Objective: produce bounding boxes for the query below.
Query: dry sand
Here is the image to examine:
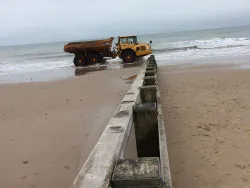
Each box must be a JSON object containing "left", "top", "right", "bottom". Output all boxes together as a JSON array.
[
  {"left": 0, "top": 67, "right": 139, "bottom": 188},
  {"left": 159, "top": 64, "right": 250, "bottom": 188}
]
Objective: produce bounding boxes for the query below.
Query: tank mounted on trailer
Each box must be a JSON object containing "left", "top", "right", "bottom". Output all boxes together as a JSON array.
[{"left": 64, "top": 36, "right": 152, "bottom": 66}]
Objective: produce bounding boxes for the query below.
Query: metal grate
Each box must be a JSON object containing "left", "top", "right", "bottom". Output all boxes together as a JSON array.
[{"left": 141, "top": 46, "right": 146, "bottom": 51}]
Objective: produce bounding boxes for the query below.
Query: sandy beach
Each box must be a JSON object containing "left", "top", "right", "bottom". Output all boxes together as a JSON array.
[
  {"left": 159, "top": 64, "right": 250, "bottom": 188},
  {"left": 0, "top": 67, "right": 139, "bottom": 188},
  {"left": 2, "top": 59, "right": 250, "bottom": 188}
]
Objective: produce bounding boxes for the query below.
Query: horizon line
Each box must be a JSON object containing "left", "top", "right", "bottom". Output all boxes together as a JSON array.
[{"left": 1, "top": 24, "right": 250, "bottom": 47}]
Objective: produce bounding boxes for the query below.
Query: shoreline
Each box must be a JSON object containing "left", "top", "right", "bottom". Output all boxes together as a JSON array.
[
  {"left": 2, "top": 54, "right": 250, "bottom": 84},
  {"left": 0, "top": 59, "right": 144, "bottom": 84}
]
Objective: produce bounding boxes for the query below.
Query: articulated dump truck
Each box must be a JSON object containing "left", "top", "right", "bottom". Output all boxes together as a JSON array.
[{"left": 64, "top": 36, "right": 152, "bottom": 66}]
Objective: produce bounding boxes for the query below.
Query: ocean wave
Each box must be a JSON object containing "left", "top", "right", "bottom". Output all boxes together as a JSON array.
[
  {"left": 153, "top": 44, "right": 250, "bottom": 53},
  {"left": 153, "top": 46, "right": 198, "bottom": 53},
  {"left": 0, "top": 60, "right": 72, "bottom": 75},
  {"left": 12, "top": 51, "right": 65, "bottom": 58},
  {"left": 26, "top": 54, "right": 72, "bottom": 60},
  {"left": 153, "top": 37, "right": 250, "bottom": 53}
]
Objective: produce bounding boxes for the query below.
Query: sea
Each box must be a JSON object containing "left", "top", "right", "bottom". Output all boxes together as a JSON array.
[{"left": 1, "top": 25, "right": 250, "bottom": 83}]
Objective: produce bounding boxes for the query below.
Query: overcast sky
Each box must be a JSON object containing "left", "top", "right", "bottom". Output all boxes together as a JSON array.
[{"left": 1, "top": 0, "right": 250, "bottom": 45}]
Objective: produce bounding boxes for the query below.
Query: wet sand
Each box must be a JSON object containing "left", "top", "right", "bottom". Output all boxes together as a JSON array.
[
  {"left": 159, "top": 64, "right": 250, "bottom": 188},
  {"left": 0, "top": 67, "right": 139, "bottom": 188},
  {"left": 0, "top": 60, "right": 144, "bottom": 84}
]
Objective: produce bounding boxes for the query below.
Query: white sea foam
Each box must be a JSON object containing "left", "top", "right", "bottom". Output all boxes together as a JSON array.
[
  {"left": 0, "top": 59, "right": 72, "bottom": 75},
  {"left": 153, "top": 37, "right": 250, "bottom": 61},
  {"left": 154, "top": 37, "right": 250, "bottom": 50}
]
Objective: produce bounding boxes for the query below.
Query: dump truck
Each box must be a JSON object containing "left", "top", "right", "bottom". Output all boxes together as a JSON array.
[{"left": 64, "top": 36, "right": 152, "bottom": 66}]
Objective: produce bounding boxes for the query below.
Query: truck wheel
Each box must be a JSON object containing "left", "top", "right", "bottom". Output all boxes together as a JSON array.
[
  {"left": 89, "top": 54, "right": 100, "bottom": 64},
  {"left": 74, "top": 55, "right": 88, "bottom": 67},
  {"left": 122, "top": 50, "right": 136, "bottom": 63}
]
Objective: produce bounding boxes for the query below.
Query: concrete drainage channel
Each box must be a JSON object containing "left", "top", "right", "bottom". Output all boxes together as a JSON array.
[{"left": 71, "top": 55, "right": 172, "bottom": 188}]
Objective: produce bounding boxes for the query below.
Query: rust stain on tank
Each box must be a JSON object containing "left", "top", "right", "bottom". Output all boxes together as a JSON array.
[{"left": 64, "top": 37, "right": 114, "bottom": 54}]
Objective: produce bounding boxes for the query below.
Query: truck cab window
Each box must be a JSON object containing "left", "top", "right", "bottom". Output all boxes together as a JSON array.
[
  {"left": 127, "top": 37, "right": 135, "bottom": 44},
  {"left": 120, "top": 38, "right": 127, "bottom": 44},
  {"left": 133, "top": 37, "right": 138, "bottom": 44}
]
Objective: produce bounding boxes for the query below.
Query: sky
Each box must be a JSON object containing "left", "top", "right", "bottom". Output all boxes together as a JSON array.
[{"left": 1, "top": 0, "right": 250, "bottom": 45}]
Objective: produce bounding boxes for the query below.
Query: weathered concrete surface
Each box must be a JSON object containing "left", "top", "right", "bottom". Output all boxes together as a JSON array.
[
  {"left": 143, "top": 76, "right": 156, "bottom": 86},
  {"left": 124, "top": 124, "right": 138, "bottom": 160},
  {"left": 70, "top": 55, "right": 172, "bottom": 188},
  {"left": 145, "top": 70, "right": 156, "bottom": 77},
  {"left": 111, "top": 157, "right": 161, "bottom": 187},
  {"left": 144, "top": 55, "right": 172, "bottom": 188},
  {"left": 133, "top": 103, "right": 159, "bottom": 158},
  {"left": 146, "top": 67, "right": 156, "bottom": 71},
  {"left": 140, "top": 86, "right": 157, "bottom": 103},
  {"left": 156, "top": 83, "right": 172, "bottom": 188},
  {"left": 71, "top": 60, "right": 149, "bottom": 188}
]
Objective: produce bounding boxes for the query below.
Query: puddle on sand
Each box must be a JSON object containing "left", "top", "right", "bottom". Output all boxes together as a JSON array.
[{"left": 74, "top": 59, "right": 144, "bottom": 76}]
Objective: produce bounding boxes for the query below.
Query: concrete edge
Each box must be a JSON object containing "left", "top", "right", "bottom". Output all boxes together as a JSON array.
[
  {"left": 71, "top": 59, "right": 149, "bottom": 188},
  {"left": 156, "top": 74, "right": 173, "bottom": 188}
]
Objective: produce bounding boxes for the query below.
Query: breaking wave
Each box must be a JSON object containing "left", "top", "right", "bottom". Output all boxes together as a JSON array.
[
  {"left": 153, "top": 46, "right": 198, "bottom": 53},
  {"left": 153, "top": 37, "right": 250, "bottom": 53}
]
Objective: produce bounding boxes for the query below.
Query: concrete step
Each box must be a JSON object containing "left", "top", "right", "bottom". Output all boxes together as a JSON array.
[{"left": 111, "top": 157, "right": 162, "bottom": 188}]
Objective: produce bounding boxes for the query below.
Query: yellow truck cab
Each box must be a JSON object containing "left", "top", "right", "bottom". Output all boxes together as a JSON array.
[{"left": 116, "top": 36, "right": 152, "bottom": 63}]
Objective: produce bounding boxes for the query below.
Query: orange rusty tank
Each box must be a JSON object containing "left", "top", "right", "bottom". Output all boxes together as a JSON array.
[{"left": 64, "top": 37, "right": 114, "bottom": 66}]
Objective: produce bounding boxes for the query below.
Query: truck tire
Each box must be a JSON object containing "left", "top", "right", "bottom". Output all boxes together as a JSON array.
[
  {"left": 89, "top": 53, "right": 100, "bottom": 64},
  {"left": 74, "top": 55, "right": 88, "bottom": 67},
  {"left": 122, "top": 50, "right": 136, "bottom": 63}
]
